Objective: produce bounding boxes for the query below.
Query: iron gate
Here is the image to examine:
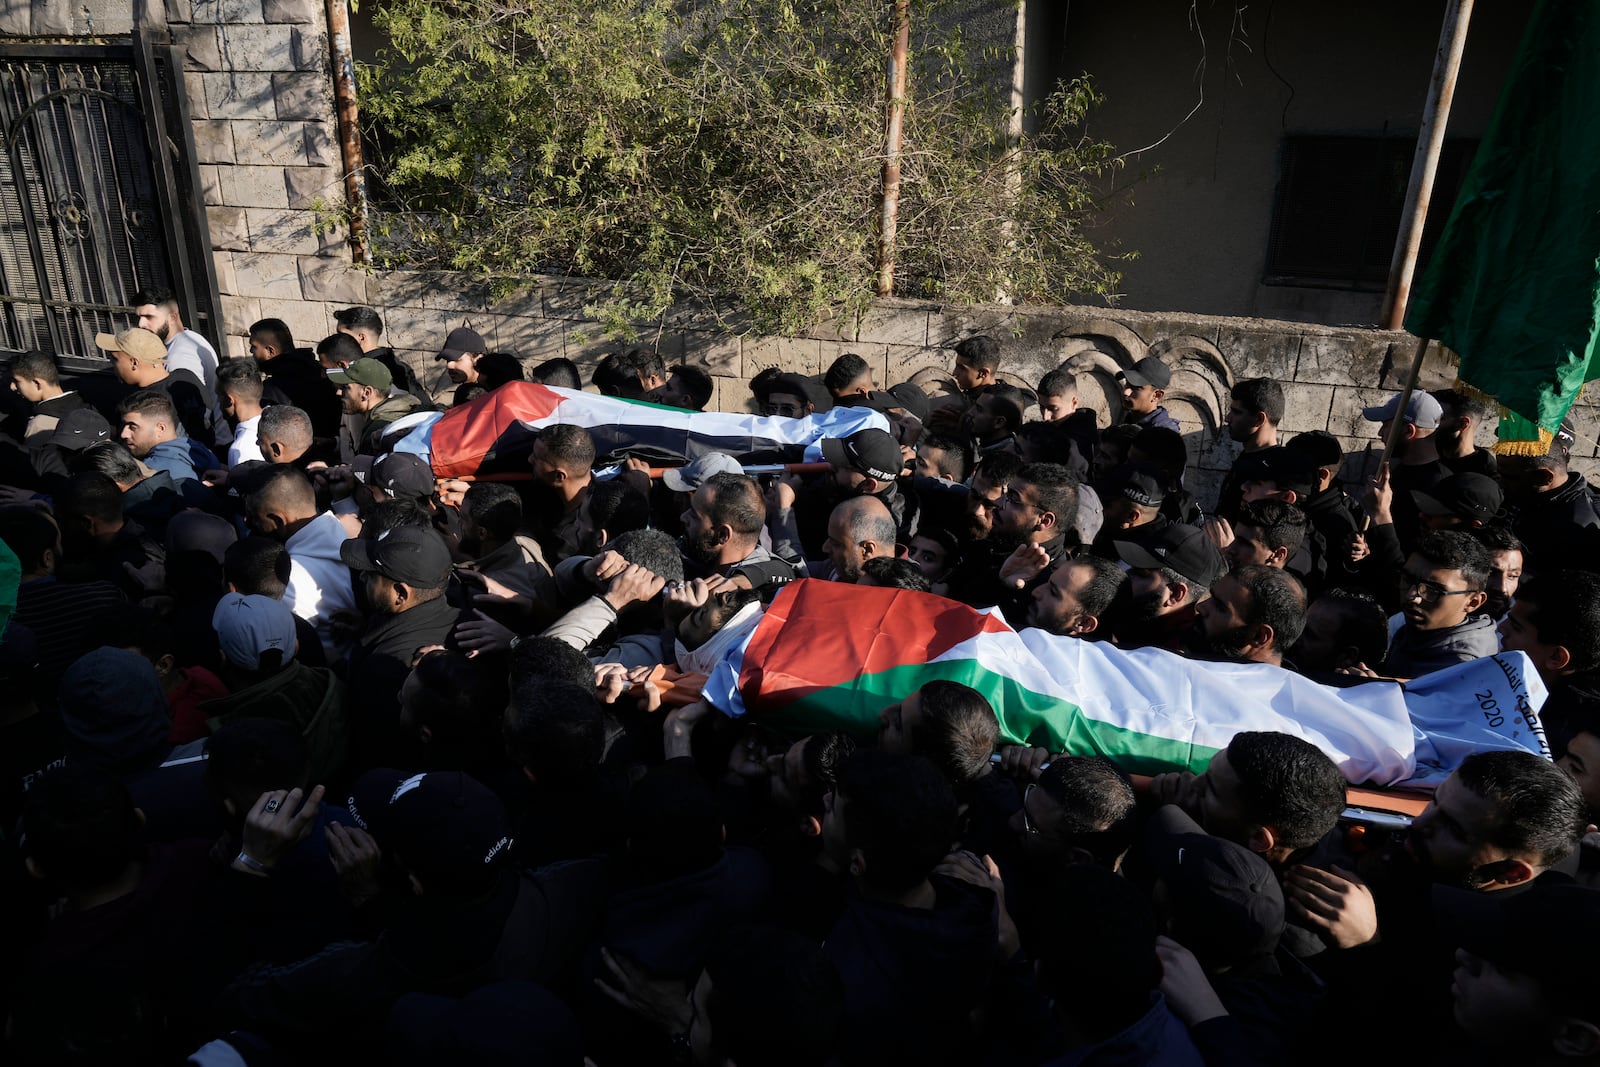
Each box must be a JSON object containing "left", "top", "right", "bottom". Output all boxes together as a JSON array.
[{"left": 0, "top": 38, "right": 219, "bottom": 363}]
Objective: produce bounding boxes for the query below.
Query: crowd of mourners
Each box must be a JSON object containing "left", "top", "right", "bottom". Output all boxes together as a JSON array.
[{"left": 4, "top": 289, "right": 1600, "bottom": 1066}]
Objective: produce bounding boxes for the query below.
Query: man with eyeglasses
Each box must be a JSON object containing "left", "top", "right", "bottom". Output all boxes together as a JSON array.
[
  {"left": 947, "top": 461, "right": 1078, "bottom": 614},
  {"left": 1384, "top": 529, "right": 1499, "bottom": 679}
]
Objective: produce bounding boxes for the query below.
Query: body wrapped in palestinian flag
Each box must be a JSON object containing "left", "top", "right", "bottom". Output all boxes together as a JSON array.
[
  {"left": 702, "top": 581, "right": 1549, "bottom": 790},
  {"left": 388, "top": 381, "right": 891, "bottom": 477}
]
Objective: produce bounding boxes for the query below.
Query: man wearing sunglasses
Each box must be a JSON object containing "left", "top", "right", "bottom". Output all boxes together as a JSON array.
[{"left": 1385, "top": 529, "right": 1499, "bottom": 680}]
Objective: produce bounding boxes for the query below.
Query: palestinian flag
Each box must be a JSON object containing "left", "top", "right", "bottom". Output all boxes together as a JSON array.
[
  {"left": 703, "top": 580, "right": 1550, "bottom": 789},
  {"left": 392, "top": 381, "right": 891, "bottom": 478}
]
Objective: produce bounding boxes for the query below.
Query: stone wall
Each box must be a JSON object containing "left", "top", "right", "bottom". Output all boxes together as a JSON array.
[{"left": 165, "top": 0, "right": 354, "bottom": 354}]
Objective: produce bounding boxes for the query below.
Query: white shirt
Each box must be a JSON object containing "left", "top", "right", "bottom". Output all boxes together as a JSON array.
[
  {"left": 228, "top": 414, "right": 264, "bottom": 468},
  {"left": 282, "top": 512, "right": 358, "bottom": 663}
]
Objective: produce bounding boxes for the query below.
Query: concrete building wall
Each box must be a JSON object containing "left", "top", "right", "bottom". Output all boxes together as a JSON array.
[{"left": 1050, "top": 0, "right": 1535, "bottom": 324}]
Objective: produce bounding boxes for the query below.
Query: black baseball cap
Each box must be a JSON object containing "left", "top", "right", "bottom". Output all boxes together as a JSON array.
[
  {"left": 760, "top": 371, "right": 826, "bottom": 413},
  {"left": 346, "top": 769, "right": 513, "bottom": 893},
  {"left": 888, "top": 382, "right": 932, "bottom": 423},
  {"left": 437, "top": 327, "right": 487, "bottom": 361},
  {"left": 1148, "top": 805, "right": 1285, "bottom": 967},
  {"left": 340, "top": 525, "right": 452, "bottom": 589},
  {"left": 821, "top": 428, "right": 903, "bottom": 483},
  {"left": 1412, "top": 473, "right": 1504, "bottom": 524},
  {"left": 1115, "top": 523, "right": 1226, "bottom": 588},
  {"left": 1119, "top": 356, "right": 1172, "bottom": 390},
  {"left": 1284, "top": 430, "right": 1343, "bottom": 471},
  {"left": 1238, "top": 445, "right": 1319, "bottom": 499},
  {"left": 48, "top": 407, "right": 112, "bottom": 450},
  {"left": 1104, "top": 462, "right": 1168, "bottom": 507},
  {"left": 369, "top": 451, "right": 436, "bottom": 503}
]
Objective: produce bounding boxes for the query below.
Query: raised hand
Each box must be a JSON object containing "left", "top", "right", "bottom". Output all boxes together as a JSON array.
[{"left": 235, "top": 785, "right": 326, "bottom": 875}]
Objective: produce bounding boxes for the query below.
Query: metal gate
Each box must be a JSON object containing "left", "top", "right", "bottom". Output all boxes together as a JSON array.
[{"left": 0, "top": 38, "right": 219, "bottom": 362}]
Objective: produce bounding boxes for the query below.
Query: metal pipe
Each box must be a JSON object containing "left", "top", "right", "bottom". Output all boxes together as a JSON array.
[
  {"left": 875, "top": 0, "right": 911, "bottom": 298},
  {"left": 325, "top": 0, "right": 370, "bottom": 264},
  {"left": 1380, "top": 0, "right": 1475, "bottom": 331}
]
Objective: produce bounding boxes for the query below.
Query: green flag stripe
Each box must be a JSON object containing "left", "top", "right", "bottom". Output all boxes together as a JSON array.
[{"left": 764, "top": 659, "right": 1220, "bottom": 776}]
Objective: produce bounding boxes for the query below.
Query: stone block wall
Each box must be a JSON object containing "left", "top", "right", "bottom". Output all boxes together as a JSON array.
[{"left": 167, "top": 0, "right": 348, "bottom": 355}]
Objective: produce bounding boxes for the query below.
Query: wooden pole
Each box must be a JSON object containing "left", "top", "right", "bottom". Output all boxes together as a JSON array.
[
  {"left": 876, "top": 0, "right": 911, "bottom": 297},
  {"left": 1380, "top": 335, "right": 1433, "bottom": 468},
  {"left": 1380, "top": 0, "right": 1474, "bottom": 330},
  {"left": 326, "top": 0, "right": 371, "bottom": 264}
]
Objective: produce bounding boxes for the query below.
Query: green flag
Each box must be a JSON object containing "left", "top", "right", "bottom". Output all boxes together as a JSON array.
[{"left": 1404, "top": 0, "right": 1600, "bottom": 451}]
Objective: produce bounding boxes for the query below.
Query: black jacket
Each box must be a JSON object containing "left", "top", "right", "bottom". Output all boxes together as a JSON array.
[
  {"left": 346, "top": 596, "right": 463, "bottom": 773},
  {"left": 218, "top": 859, "right": 606, "bottom": 1054},
  {"left": 1513, "top": 471, "right": 1600, "bottom": 572},
  {"left": 823, "top": 875, "right": 999, "bottom": 1066},
  {"left": 262, "top": 349, "right": 343, "bottom": 441}
]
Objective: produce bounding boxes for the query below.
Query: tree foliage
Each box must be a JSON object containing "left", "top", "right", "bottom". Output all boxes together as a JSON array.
[{"left": 358, "top": 0, "right": 1125, "bottom": 335}]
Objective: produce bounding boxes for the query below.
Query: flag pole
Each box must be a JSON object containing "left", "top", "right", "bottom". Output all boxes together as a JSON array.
[
  {"left": 1381, "top": 0, "right": 1475, "bottom": 330},
  {"left": 1380, "top": 334, "right": 1432, "bottom": 468}
]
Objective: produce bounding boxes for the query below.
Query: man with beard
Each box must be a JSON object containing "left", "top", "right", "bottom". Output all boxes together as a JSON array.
[
  {"left": 785, "top": 427, "right": 907, "bottom": 564},
  {"left": 1280, "top": 751, "right": 1586, "bottom": 1062},
  {"left": 1409, "top": 752, "right": 1588, "bottom": 891},
  {"left": 679, "top": 472, "right": 795, "bottom": 593},
  {"left": 1361, "top": 390, "right": 1447, "bottom": 551},
  {"left": 820, "top": 496, "right": 896, "bottom": 583},
  {"left": 1112, "top": 524, "right": 1226, "bottom": 651},
  {"left": 97, "top": 326, "right": 220, "bottom": 449},
  {"left": 959, "top": 450, "right": 1023, "bottom": 545},
  {"left": 949, "top": 462, "right": 1076, "bottom": 613},
  {"left": 1283, "top": 751, "right": 1586, "bottom": 961},
  {"left": 960, "top": 383, "right": 1024, "bottom": 458},
  {"left": 1025, "top": 554, "right": 1125, "bottom": 638},
  {"left": 1500, "top": 420, "right": 1600, "bottom": 568},
  {"left": 329, "top": 357, "right": 421, "bottom": 457},
  {"left": 1431, "top": 387, "right": 1499, "bottom": 477},
  {"left": 527, "top": 423, "right": 595, "bottom": 562},
  {"left": 1189, "top": 563, "right": 1306, "bottom": 668},
  {"left": 133, "top": 287, "right": 224, "bottom": 429},
  {"left": 341, "top": 525, "right": 463, "bottom": 769},
  {"left": 1473, "top": 526, "right": 1522, "bottom": 622}
]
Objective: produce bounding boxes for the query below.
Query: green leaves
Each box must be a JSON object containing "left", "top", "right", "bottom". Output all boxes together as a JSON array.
[{"left": 357, "top": 0, "right": 1124, "bottom": 335}]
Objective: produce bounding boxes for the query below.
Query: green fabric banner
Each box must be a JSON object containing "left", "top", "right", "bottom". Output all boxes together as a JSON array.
[{"left": 1404, "top": 0, "right": 1600, "bottom": 447}]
